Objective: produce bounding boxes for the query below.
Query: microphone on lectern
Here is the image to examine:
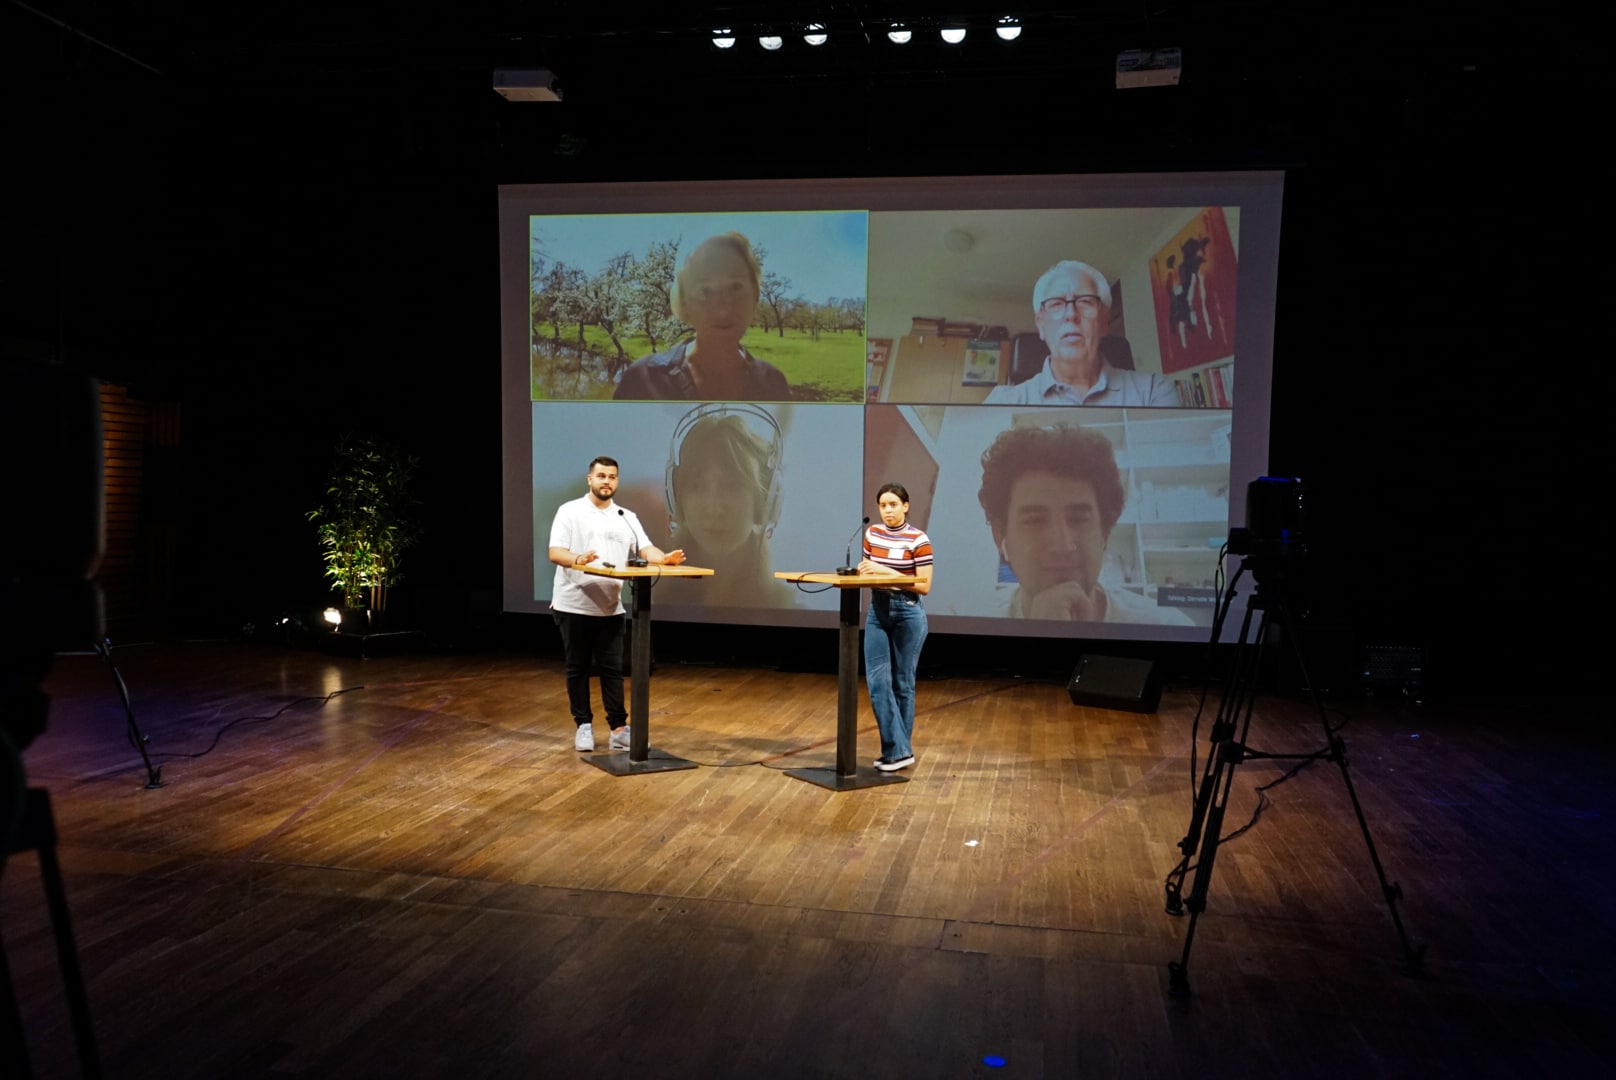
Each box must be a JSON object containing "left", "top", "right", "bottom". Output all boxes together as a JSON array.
[
  {"left": 838, "top": 517, "right": 870, "bottom": 576},
  {"left": 619, "top": 508, "right": 648, "bottom": 567}
]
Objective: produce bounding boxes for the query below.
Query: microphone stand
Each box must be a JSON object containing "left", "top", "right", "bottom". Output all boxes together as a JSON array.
[
  {"left": 837, "top": 517, "right": 869, "bottom": 575},
  {"left": 619, "top": 508, "right": 648, "bottom": 568}
]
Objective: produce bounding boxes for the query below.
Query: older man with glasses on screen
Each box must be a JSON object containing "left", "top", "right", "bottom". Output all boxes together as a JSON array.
[{"left": 984, "top": 259, "right": 1178, "bottom": 407}]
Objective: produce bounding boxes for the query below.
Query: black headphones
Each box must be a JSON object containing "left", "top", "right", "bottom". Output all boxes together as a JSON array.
[{"left": 665, "top": 403, "right": 784, "bottom": 534}]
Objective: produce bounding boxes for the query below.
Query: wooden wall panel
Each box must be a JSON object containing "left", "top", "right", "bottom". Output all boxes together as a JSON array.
[{"left": 97, "top": 384, "right": 180, "bottom": 635}]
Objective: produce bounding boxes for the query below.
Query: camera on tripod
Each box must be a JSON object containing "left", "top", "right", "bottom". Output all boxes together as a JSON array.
[
  {"left": 1165, "top": 472, "right": 1424, "bottom": 993},
  {"left": 1226, "top": 476, "right": 1305, "bottom": 568}
]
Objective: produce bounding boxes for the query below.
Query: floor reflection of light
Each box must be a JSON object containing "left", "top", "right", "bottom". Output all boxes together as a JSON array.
[
  {"left": 274, "top": 660, "right": 356, "bottom": 747},
  {"left": 314, "top": 665, "right": 351, "bottom": 750}
]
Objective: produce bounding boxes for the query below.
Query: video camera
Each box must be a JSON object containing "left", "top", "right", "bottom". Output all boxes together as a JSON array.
[{"left": 1226, "top": 476, "right": 1305, "bottom": 564}]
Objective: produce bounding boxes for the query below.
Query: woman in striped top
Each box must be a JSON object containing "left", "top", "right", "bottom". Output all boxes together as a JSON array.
[{"left": 857, "top": 482, "right": 934, "bottom": 772}]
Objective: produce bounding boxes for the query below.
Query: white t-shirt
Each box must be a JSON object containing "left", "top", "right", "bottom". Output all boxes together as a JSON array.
[{"left": 548, "top": 495, "right": 653, "bottom": 617}]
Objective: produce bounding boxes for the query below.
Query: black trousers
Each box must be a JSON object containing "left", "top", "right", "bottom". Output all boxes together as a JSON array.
[{"left": 553, "top": 611, "right": 626, "bottom": 727}]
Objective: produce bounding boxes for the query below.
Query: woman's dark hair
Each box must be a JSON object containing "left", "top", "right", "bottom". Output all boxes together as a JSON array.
[{"left": 876, "top": 482, "right": 910, "bottom": 505}]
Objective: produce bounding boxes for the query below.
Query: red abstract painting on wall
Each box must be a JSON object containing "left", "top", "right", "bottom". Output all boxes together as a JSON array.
[{"left": 1148, "top": 207, "right": 1237, "bottom": 375}]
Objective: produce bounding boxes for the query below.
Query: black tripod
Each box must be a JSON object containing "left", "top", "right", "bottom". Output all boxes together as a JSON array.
[
  {"left": 1163, "top": 555, "right": 1424, "bottom": 996},
  {"left": 93, "top": 638, "right": 163, "bottom": 789}
]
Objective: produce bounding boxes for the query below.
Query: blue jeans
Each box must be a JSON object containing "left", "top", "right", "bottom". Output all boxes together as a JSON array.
[{"left": 864, "top": 591, "right": 927, "bottom": 761}]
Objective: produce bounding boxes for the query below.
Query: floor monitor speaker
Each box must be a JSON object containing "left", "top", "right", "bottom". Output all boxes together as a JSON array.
[{"left": 1067, "top": 654, "right": 1163, "bottom": 714}]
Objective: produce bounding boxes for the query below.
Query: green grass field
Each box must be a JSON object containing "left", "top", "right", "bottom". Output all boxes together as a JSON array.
[{"left": 532, "top": 324, "right": 864, "bottom": 402}]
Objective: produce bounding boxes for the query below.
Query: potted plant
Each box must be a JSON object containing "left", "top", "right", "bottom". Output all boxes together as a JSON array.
[{"left": 308, "top": 435, "right": 421, "bottom": 632}]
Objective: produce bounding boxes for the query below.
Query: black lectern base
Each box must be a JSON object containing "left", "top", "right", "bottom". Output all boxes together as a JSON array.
[
  {"left": 586, "top": 749, "right": 700, "bottom": 776},
  {"left": 784, "top": 766, "right": 909, "bottom": 791}
]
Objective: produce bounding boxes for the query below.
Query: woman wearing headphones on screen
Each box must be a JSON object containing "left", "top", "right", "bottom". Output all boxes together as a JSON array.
[
  {"left": 858, "top": 483, "right": 933, "bottom": 773},
  {"left": 663, "top": 404, "right": 792, "bottom": 609},
  {"left": 614, "top": 232, "right": 792, "bottom": 402}
]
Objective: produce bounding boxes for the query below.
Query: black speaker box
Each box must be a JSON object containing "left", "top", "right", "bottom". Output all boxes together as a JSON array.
[{"left": 1067, "top": 655, "right": 1163, "bottom": 714}]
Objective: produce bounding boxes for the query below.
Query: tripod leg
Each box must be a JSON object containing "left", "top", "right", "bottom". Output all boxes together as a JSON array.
[
  {"left": 1, "top": 937, "right": 33, "bottom": 1079},
  {"left": 1168, "top": 737, "right": 1247, "bottom": 996},
  {"left": 1167, "top": 606, "right": 1273, "bottom": 995},
  {"left": 1275, "top": 594, "right": 1425, "bottom": 975},
  {"left": 8, "top": 790, "right": 103, "bottom": 1078},
  {"left": 30, "top": 792, "right": 102, "bottom": 1077},
  {"left": 1167, "top": 601, "right": 1261, "bottom": 912},
  {"left": 95, "top": 639, "right": 162, "bottom": 789}
]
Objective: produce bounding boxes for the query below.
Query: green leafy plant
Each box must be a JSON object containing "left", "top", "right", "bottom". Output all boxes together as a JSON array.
[{"left": 307, "top": 436, "right": 421, "bottom": 614}]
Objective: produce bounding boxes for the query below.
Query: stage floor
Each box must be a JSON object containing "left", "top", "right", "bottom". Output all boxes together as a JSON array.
[{"left": 5, "top": 640, "right": 1612, "bottom": 1078}]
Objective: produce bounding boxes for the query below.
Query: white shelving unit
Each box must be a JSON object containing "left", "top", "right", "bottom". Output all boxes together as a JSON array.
[{"left": 1108, "top": 410, "right": 1232, "bottom": 614}]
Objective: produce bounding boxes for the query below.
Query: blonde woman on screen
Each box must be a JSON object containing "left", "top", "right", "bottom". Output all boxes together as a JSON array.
[{"left": 614, "top": 233, "right": 791, "bottom": 402}]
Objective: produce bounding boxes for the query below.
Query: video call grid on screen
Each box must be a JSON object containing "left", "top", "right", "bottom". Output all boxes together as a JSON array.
[{"left": 501, "top": 172, "right": 1282, "bottom": 642}]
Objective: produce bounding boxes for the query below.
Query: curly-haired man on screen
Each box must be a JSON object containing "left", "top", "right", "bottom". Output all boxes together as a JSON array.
[{"left": 976, "top": 425, "right": 1192, "bottom": 624}]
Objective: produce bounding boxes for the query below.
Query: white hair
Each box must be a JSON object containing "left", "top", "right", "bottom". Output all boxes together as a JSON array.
[{"left": 1032, "top": 260, "right": 1112, "bottom": 314}]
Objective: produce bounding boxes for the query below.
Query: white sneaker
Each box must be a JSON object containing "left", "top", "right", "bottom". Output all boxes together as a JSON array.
[
  {"left": 574, "top": 725, "right": 595, "bottom": 752},
  {"left": 609, "top": 726, "right": 631, "bottom": 751}
]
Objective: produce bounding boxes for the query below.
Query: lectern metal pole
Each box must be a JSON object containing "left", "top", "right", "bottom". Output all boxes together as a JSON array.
[
  {"left": 782, "top": 579, "right": 906, "bottom": 792},
  {"left": 585, "top": 569, "right": 699, "bottom": 777},
  {"left": 629, "top": 577, "right": 651, "bottom": 762},
  {"left": 835, "top": 583, "right": 860, "bottom": 777}
]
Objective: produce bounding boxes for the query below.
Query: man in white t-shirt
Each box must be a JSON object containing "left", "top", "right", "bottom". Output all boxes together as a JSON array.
[{"left": 547, "top": 455, "right": 685, "bottom": 752}]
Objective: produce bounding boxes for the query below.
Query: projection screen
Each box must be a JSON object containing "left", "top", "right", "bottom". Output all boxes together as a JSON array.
[{"left": 500, "top": 171, "right": 1282, "bottom": 642}]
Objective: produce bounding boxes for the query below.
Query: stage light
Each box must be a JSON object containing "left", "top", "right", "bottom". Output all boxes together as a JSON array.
[
  {"left": 759, "top": 34, "right": 783, "bottom": 51},
  {"left": 712, "top": 28, "right": 735, "bottom": 50},
  {"left": 887, "top": 23, "right": 912, "bottom": 44},
  {"left": 941, "top": 26, "right": 967, "bottom": 44},
  {"left": 323, "top": 607, "right": 342, "bottom": 628},
  {"left": 996, "top": 17, "right": 1022, "bottom": 41},
  {"left": 804, "top": 23, "right": 828, "bottom": 46}
]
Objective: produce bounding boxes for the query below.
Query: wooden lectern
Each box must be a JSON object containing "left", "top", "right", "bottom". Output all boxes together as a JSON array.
[
  {"left": 576, "top": 562, "right": 713, "bottom": 775},
  {"left": 772, "top": 570, "right": 921, "bottom": 791}
]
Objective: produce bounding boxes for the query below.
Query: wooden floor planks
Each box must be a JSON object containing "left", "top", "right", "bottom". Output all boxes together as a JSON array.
[{"left": 4, "top": 640, "right": 1613, "bottom": 1078}]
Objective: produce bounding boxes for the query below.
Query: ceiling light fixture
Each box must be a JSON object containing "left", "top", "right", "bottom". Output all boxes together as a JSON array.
[
  {"left": 941, "top": 26, "right": 967, "bottom": 44},
  {"left": 712, "top": 28, "right": 736, "bottom": 49},
  {"left": 804, "top": 23, "right": 828, "bottom": 46},
  {"left": 887, "top": 23, "right": 912, "bottom": 45},
  {"left": 996, "top": 17, "right": 1022, "bottom": 42},
  {"left": 759, "top": 34, "right": 784, "bottom": 51}
]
